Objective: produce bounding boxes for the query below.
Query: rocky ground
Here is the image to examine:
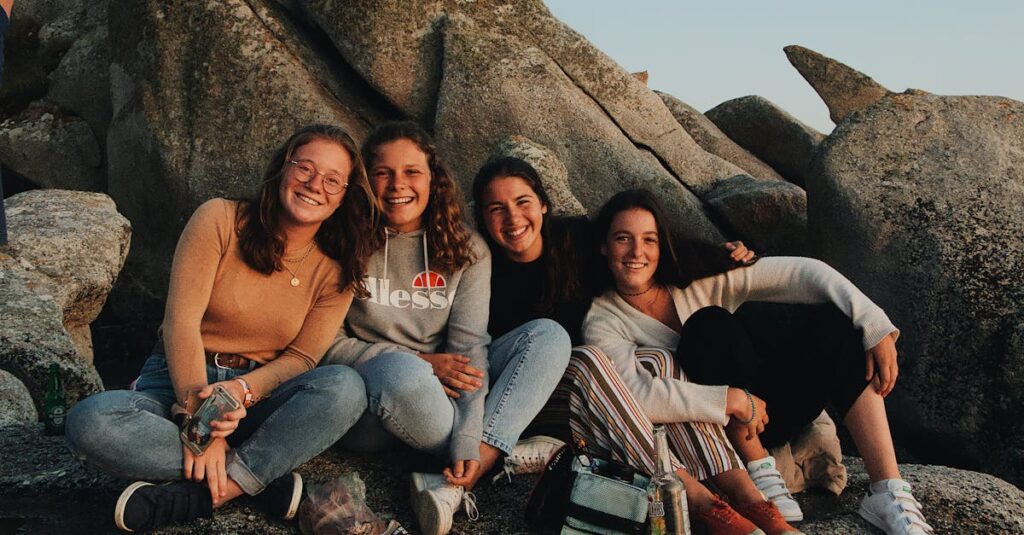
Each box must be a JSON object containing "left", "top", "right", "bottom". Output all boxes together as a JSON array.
[{"left": 2, "top": 424, "right": 1022, "bottom": 534}]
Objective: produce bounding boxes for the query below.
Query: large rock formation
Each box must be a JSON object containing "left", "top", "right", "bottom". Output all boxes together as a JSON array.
[
  {"left": 0, "top": 0, "right": 110, "bottom": 189},
  {"left": 803, "top": 50, "right": 1024, "bottom": 487},
  {"left": 784, "top": 45, "right": 891, "bottom": 124},
  {"left": 3, "top": 0, "right": 817, "bottom": 322},
  {"left": 297, "top": 0, "right": 752, "bottom": 239},
  {"left": 0, "top": 370, "right": 37, "bottom": 428},
  {"left": 0, "top": 190, "right": 129, "bottom": 411},
  {"left": 704, "top": 175, "right": 808, "bottom": 256},
  {"left": 0, "top": 104, "right": 104, "bottom": 191},
  {"left": 491, "top": 136, "right": 586, "bottom": 218},
  {"left": 657, "top": 90, "right": 785, "bottom": 182},
  {"left": 105, "top": 0, "right": 392, "bottom": 317},
  {"left": 706, "top": 95, "right": 825, "bottom": 188}
]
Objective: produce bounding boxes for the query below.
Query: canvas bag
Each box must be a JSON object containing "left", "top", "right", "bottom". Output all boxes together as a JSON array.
[{"left": 525, "top": 442, "right": 650, "bottom": 534}]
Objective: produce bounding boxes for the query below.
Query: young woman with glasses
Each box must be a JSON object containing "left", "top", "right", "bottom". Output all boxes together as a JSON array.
[{"left": 66, "top": 124, "right": 377, "bottom": 532}]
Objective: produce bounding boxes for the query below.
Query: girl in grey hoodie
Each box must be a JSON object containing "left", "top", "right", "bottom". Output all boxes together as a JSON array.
[{"left": 324, "top": 122, "right": 569, "bottom": 535}]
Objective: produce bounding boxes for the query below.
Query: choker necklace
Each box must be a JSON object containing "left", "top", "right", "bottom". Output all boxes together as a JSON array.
[
  {"left": 282, "top": 241, "right": 315, "bottom": 287},
  {"left": 621, "top": 284, "right": 661, "bottom": 311},
  {"left": 618, "top": 283, "right": 654, "bottom": 297}
]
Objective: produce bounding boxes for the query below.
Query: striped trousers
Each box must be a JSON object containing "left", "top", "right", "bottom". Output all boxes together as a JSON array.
[{"left": 556, "top": 345, "right": 742, "bottom": 480}]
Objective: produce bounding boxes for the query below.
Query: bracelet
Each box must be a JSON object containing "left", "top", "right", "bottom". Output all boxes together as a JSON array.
[
  {"left": 737, "top": 388, "right": 756, "bottom": 425},
  {"left": 235, "top": 378, "right": 255, "bottom": 408}
]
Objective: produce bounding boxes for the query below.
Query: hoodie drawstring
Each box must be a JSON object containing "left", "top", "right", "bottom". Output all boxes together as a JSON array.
[
  {"left": 382, "top": 230, "right": 389, "bottom": 279},
  {"left": 382, "top": 229, "right": 430, "bottom": 290},
  {"left": 423, "top": 232, "right": 430, "bottom": 292}
]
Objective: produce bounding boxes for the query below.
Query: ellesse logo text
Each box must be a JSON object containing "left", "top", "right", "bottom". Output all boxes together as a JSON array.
[{"left": 363, "top": 272, "right": 452, "bottom": 309}]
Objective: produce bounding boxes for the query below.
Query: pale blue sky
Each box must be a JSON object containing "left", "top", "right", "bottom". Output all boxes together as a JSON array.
[{"left": 546, "top": 1, "right": 1023, "bottom": 133}]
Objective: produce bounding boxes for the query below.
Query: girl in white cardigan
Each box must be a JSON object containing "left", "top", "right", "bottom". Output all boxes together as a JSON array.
[{"left": 582, "top": 189, "right": 932, "bottom": 535}]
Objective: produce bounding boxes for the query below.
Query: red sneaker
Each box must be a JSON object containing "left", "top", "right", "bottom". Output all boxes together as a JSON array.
[
  {"left": 734, "top": 500, "right": 804, "bottom": 535},
  {"left": 696, "top": 495, "right": 766, "bottom": 535}
]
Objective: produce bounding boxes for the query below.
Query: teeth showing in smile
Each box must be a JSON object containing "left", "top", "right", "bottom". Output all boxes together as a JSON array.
[
  {"left": 503, "top": 226, "right": 528, "bottom": 240},
  {"left": 624, "top": 261, "right": 647, "bottom": 269},
  {"left": 296, "top": 193, "right": 322, "bottom": 206},
  {"left": 386, "top": 197, "right": 414, "bottom": 205}
]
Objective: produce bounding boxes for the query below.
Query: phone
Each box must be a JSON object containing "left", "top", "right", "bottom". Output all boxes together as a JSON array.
[{"left": 180, "top": 384, "right": 241, "bottom": 455}]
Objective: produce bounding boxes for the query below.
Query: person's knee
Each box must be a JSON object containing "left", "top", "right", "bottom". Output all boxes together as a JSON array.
[
  {"left": 682, "top": 305, "right": 735, "bottom": 333},
  {"left": 358, "top": 352, "right": 434, "bottom": 407},
  {"left": 524, "top": 318, "right": 572, "bottom": 367},
  {"left": 565, "top": 346, "right": 618, "bottom": 384},
  {"left": 65, "top": 391, "right": 133, "bottom": 460},
  {"left": 309, "top": 365, "right": 368, "bottom": 415}
]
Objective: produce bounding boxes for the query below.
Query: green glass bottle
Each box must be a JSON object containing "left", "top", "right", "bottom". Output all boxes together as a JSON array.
[{"left": 44, "top": 364, "right": 66, "bottom": 436}]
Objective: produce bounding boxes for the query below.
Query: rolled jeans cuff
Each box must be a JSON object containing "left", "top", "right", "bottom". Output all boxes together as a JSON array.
[
  {"left": 482, "top": 431, "right": 513, "bottom": 455},
  {"left": 226, "top": 449, "right": 265, "bottom": 496}
]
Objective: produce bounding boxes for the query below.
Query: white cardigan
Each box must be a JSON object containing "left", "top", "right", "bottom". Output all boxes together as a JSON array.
[{"left": 581, "top": 256, "right": 898, "bottom": 426}]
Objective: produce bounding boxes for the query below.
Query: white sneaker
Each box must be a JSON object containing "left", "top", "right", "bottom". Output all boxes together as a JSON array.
[
  {"left": 493, "top": 435, "right": 565, "bottom": 483},
  {"left": 859, "top": 479, "right": 933, "bottom": 534},
  {"left": 748, "top": 456, "right": 804, "bottom": 522},
  {"left": 410, "top": 472, "right": 479, "bottom": 535}
]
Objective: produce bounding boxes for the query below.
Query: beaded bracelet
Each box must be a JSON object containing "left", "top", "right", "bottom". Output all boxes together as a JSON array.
[{"left": 737, "top": 388, "right": 757, "bottom": 425}]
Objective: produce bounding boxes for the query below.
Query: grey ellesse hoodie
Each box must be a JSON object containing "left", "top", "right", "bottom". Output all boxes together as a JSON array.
[{"left": 324, "top": 227, "right": 491, "bottom": 462}]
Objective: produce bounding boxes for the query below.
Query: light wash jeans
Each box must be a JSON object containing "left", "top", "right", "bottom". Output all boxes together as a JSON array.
[
  {"left": 65, "top": 356, "right": 366, "bottom": 495},
  {"left": 344, "top": 318, "right": 571, "bottom": 456}
]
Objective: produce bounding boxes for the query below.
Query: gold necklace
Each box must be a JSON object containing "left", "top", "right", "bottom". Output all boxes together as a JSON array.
[{"left": 282, "top": 241, "right": 315, "bottom": 287}]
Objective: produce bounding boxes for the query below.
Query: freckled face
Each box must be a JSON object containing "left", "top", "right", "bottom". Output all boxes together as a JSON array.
[
  {"left": 369, "top": 138, "right": 431, "bottom": 233},
  {"left": 278, "top": 138, "right": 350, "bottom": 229},
  {"left": 601, "top": 208, "right": 660, "bottom": 293},
  {"left": 481, "top": 176, "right": 548, "bottom": 263}
]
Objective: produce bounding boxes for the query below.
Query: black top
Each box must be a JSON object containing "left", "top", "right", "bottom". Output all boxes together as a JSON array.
[{"left": 488, "top": 217, "right": 594, "bottom": 344}]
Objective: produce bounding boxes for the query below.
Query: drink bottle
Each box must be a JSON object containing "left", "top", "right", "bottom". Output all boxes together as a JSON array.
[
  {"left": 44, "top": 364, "right": 66, "bottom": 436},
  {"left": 647, "top": 425, "right": 690, "bottom": 535}
]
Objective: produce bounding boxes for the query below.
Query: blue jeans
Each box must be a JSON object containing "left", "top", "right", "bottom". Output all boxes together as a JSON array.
[
  {"left": 344, "top": 319, "right": 571, "bottom": 455},
  {"left": 65, "top": 356, "right": 366, "bottom": 495}
]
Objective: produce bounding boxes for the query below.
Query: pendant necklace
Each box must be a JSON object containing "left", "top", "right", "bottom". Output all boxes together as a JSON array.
[{"left": 283, "top": 241, "right": 316, "bottom": 287}]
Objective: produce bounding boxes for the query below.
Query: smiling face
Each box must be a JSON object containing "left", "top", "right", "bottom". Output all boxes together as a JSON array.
[
  {"left": 278, "top": 138, "right": 351, "bottom": 230},
  {"left": 369, "top": 138, "right": 431, "bottom": 233},
  {"left": 601, "top": 207, "right": 660, "bottom": 293},
  {"left": 481, "top": 175, "right": 548, "bottom": 262}
]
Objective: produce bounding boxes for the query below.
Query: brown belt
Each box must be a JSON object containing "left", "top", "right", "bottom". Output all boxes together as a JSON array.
[{"left": 205, "top": 352, "right": 256, "bottom": 370}]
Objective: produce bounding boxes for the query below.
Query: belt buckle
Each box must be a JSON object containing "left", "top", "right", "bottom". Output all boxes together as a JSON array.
[{"left": 212, "top": 352, "right": 232, "bottom": 370}]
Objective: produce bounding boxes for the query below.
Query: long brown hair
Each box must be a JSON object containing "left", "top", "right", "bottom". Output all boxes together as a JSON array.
[
  {"left": 361, "top": 121, "right": 475, "bottom": 274},
  {"left": 236, "top": 124, "right": 377, "bottom": 297},
  {"left": 472, "top": 156, "right": 586, "bottom": 310}
]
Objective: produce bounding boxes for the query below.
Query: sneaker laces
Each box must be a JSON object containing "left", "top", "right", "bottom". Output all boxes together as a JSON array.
[
  {"left": 492, "top": 447, "right": 553, "bottom": 483},
  {"left": 462, "top": 491, "right": 480, "bottom": 521},
  {"left": 746, "top": 500, "right": 785, "bottom": 521},
  {"left": 888, "top": 490, "right": 933, "bottom": 534},
  {"left": 701, "top": 497, "right": 741, "bottom": 524}
]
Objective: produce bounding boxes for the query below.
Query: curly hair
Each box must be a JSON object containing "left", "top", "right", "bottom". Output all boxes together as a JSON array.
[
  {"left": 472, "top": 156, "right": 587, "bottom": 311},
  {"left": 361, "top": 121, "right": 476, "bottom": 274},
  {"left": 236, "top": 124, "right": 378, "bottom": 298}
]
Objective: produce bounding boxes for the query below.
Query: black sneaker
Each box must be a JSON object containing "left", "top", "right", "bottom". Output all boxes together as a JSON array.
[
  {"left": 255, "top": 472, "right": 303, "bottom": 520},
  {"left": 114, "top": 480, "right": 213, "bottom": 532}
]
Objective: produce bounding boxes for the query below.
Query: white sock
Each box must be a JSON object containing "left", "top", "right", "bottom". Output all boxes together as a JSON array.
[
  {"left": 746, "top": 455, "right": 775, "bottom": 472},
  {"left": 870, "top": 478, "right": 910, "bottom": 495}
]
